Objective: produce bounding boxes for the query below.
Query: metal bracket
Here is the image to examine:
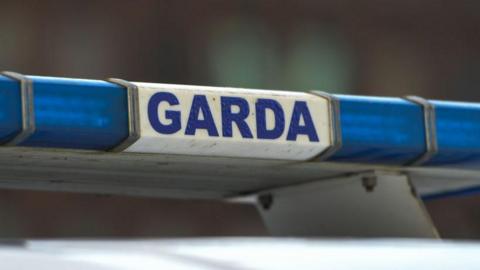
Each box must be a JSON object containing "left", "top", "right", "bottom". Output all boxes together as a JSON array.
[
  {"left": 256, "top": 171, "right": 439, "bottom": 237},
  {"left": 106, "top": 78, "right": 141, "bottom": 152},
  {"left": 404, "top": 96, "right": 438, "bottom": 166},
  {"left": 0, "top": 71, "right": 35, "bottom": 146},
  {"left": 309, "top": 91, "right": 342, "bottom": 161}
]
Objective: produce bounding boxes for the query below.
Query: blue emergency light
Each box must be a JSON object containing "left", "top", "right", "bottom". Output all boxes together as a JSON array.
[
  {"left": 0, "top": 75, "right": 22, "bottom": 144},
  {"left": 0, "top": 73, "right": 129, "bottom": 150},
  {"left": 0, "top": 72, "right": 479, "bottom": 168},
  {"left": 328, "top": 95, "right": 426, "bottom": 165},
  {"left": 425, "top": 100, "right": 480, "bottom": 167}
]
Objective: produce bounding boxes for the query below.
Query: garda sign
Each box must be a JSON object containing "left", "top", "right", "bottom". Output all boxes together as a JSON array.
[{"left": 124, "top": 83, "right": 332, "bottom": 160}]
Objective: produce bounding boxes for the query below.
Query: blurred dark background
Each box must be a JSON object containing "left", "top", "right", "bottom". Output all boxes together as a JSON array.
[{"left": 1, "top": 0, "right": 480, "bottom": 238}]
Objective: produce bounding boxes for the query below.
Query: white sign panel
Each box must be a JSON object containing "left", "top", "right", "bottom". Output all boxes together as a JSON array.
[{"left": 124, "top": 83, "right": 331, "bottom": 160}]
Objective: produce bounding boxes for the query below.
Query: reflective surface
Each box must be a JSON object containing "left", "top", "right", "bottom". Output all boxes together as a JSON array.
[
  {"left": 19, "top": 76, "right": 129, "bottom": 150},
  {"left": 329, "top": 95, "right": 426, "bottom": 165},
  {"left": 3, "top": 75, "right": 480, "bottom": 167},
  {"left": 426, "top": 100, "right": 480, "bottom": 167},
  {"left": 0, "top": 75, "right": 22, "bottom": 144}
]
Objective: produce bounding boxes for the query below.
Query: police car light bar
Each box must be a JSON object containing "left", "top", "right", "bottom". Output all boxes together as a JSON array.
[
  {"left": 1, "top": 71, "right": 479, "bottom": 168},
  {"left": 6, "top": 72, "right": 480, "bottom": 237}
]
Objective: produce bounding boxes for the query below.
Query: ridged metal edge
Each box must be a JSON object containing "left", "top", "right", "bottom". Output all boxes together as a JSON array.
[
  {"left": 0, "top": 71, "right": 35, "bottom": 146},
  {"left": 403, "top": 95, "right": 438, "bottom": 166},
  {"left": 309, "top": 91, "right": 342, "bottom": 161},
  {"left": 106, "top": 78, "right": 141, "bottom": 152}
]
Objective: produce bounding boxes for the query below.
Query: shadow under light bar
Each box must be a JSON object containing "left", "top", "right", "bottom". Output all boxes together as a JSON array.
[{"left": 0, "top": 73, "right": 478, "bottom": 168}]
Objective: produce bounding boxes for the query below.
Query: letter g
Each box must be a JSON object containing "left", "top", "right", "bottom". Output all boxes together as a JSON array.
[{"left": 148, "top": 92, "right": 181, "bottom": 134}]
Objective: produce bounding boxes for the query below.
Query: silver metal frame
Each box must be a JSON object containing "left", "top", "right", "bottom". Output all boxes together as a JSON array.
[
  {"left": 404, "top": 95, "right": 438, "bottom": 166},
  {"left": 0, "top": 71, "right": 35, "bottom": 146},
  {"left": 309, "top": 91, "right": 342, "bottom": 161},
  {"left": 256, "top": 170, "right": 439, "bottom": 237},
  {"left": 106, "top": 78, "right": 141, "bottom": 152}
]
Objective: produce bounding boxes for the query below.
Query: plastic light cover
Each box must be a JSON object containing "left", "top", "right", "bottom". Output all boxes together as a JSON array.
[
  {"left": 0, "top": 75, "right": 23, "bottom": 144},
  {"left": 425, "top": 100, "right": 480, "bottom": 167},
  {"left": 18, "top": 76, "right": 129, "bottom": 150},
  {"left": 328, "top": 95, "right": 426, "bottom": 165}
]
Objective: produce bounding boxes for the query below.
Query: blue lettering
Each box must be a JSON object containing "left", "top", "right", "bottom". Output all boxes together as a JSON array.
[
  {"left": 185, "top": 95, "right": 219, "bottom": 136},
  {"left": 286, "top": 101, "right": 319, "bottom": 142},
  {"left": 149, "top": 92, "right": 319, "bottom": 142},
  {"left": 221, "top": 97, "right": 253, "bottom": 138},
  {"left": 148, "top": 92, "right": 181, "bottom": 134},
  {"left": 256, "top": 99, "right": 285, "bottom": 139}
]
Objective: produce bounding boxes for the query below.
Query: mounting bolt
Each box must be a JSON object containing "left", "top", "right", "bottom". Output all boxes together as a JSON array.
[
  {"left": 258, "top": 193, "right": 274, "bottom": 210},
  {"left": 362, "top": 175, "right": 377, "bottom": 192}
]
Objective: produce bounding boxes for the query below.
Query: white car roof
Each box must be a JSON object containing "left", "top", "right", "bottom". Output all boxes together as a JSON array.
[{"left": 1, "top": 238, "right": 480, "bottom": 270}]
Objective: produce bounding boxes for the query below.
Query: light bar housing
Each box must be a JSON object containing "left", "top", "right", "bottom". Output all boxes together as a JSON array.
[
  {"left": 0, "top": 73, "right": 479, "bottom": 169},
  {"left": 425, "top": 100, "right": 480, "bottom": 167},
  {"left": 0, "top": 75, "right": 130, "bottom": 150},
  {"left": 0, "top": 75, "right": 23, "bottom": 144},
  {"left": 328, "top": 95, "right": 426, "bottom": 165}
]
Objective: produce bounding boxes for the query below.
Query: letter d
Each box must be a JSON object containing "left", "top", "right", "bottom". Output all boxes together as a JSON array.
[{"left": 256, "top": 99, "right": 285, "bottom": 139}]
